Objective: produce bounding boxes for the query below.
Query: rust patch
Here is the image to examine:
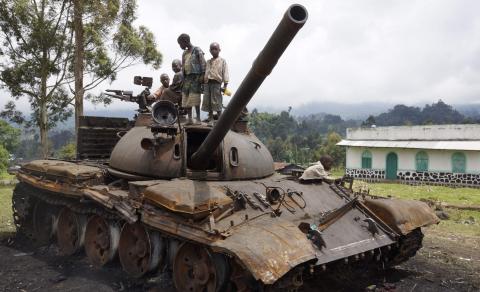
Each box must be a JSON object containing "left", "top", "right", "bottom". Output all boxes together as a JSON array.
[
  {"left": 363, "top": 198, "right": 440, "bottom": 235},
  {"left": 211, "top": 216, "right": 316, "bottom": 285},
  {"left": 143, "top": 180, "right": 233, "bottom": 218}
]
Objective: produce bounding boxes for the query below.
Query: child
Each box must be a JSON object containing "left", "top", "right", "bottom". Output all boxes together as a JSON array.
[
  {"left": 202, "top": 42, "right": 229, "bottom": 124},
  {"left": 149, "top": 73, "right": 170, "bottom": 102},
  {"left": 177, "top": 33, "right": 206, "bottom": 125},
  {"left": 160, "top": 59, "right": 183, "bottom": 105}
]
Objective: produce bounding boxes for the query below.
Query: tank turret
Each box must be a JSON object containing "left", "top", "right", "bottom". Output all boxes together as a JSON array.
[{"left": 107, "top": 4, "right": 308, "bottom": 180}]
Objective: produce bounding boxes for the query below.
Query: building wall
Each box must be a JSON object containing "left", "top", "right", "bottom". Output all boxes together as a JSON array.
[
  {"left": 345, "top": 147, "right": 480, "bottom": 186},
  {"left": 346, "top": 147, "right": 480, "bottom": 173}
]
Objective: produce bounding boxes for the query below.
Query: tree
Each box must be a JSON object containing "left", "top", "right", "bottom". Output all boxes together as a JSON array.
[
  {"left": 362, "top": 115, "right": 376, "bottom": 127},
  {"left": 72, "top": 0, "right": 162, "bottom": 136},
  {"left": 0, "top": 119, "right": 20, "bottom": 152},
  {"left": 0, "top": 0, "right": 75, "bottom": 157},
  {"left": 50, "top": 129, "right": 75, "bottom": 150},
  {"left": 1, "top": 0, "right": 162, "bottom": 158},
  {"left": 422, "top": 99, "right": 464, "bottom": 124},
  {"left": 315, "top": 132, "right": 345, "bottom": 167}
]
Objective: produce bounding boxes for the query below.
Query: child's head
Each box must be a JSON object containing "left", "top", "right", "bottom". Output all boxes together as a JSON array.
[
  {"left": 177, "top": 33, "right": 190, "bottom": 50},
  {"left": 209, "top": 42, "right": 221, "bottom": 58},
  {"left": 160, "top": 73, "right": 170, "bottom": 88},
  {"left": 172, "top": 59, "right": 182, "bottom": 73}
]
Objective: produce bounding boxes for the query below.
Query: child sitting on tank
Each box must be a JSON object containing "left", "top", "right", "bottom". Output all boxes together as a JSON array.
[
  {"left": 149, "top": 73, "right": 170, "bottom": 102},
  {"left": 202, "top": 42, "right": 229, "bottom": 124},
  {"left": 299, "top": 155, "right": 336, "bottom": 183},
  {"left": 159, "top": 59, "right": 184, "bottom": 106}
]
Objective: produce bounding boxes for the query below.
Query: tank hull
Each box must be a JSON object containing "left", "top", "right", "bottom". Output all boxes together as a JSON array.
[{"left": 14, "top": 160, "right": 438, "bottom": 290}]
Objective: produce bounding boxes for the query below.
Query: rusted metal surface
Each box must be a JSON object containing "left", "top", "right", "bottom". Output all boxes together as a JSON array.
[
  {"left": 109, "top": 126, "right": 183, "bottom": 178},
  {"left": 77, "top": 116, "right": 130, "bottom": 160},
  {"left": 173, "top": 243, "right": 228, "bottom": 292},
  {"left": 84, "top": 215, "right": 120, "bottom": 267},
  {"left": 143, "top": 180, "right": 233, "bottom": 217},
  {"left": 363, "top": 198, "right": 440, "bottom": 235},
  {"left": 212, "top": 215, "right": 316, "bottom": 285},
  {"left": 190, "top": 4, "right": 308, "bottom": 169},
  {"left": 140, "top": 209, "right": 217, "bottom": 245},
  {"left": 118, "top": 222, "right": 164, "bottom": 277},
  {"left": 56, "top": 207, "right": 87, "bottom": 255},
  {"left": 21, "top": 160, "right": 103, "bottom": 183},
  {"left": 17, "top": 172, "right": 137, "bottom": 223},
  {"left": 17, "top": 172, "right": 81, "bottom": 197},
  {"left": 32, "top": 200, "right": 58, "bottom": 245}
]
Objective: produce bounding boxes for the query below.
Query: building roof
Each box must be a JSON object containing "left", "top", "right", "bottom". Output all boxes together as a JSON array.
[
  {"left": 347, "top": 124, "right": 480, "bottom": 141},
  {"left": 337, "top": 140, "right": 480, "bottom": 151}
]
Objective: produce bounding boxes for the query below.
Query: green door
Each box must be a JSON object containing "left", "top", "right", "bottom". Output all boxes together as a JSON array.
[{"left": 386, "top": 152, "right": 398, "bottom": 180}]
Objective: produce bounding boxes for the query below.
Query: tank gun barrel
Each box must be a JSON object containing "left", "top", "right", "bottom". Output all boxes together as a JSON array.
[
  {"left": 190, "top": 4, "right": 308, "bottom": 169},
  {"left": 105, "top": 89, "right": 134, "bottom": 102}
]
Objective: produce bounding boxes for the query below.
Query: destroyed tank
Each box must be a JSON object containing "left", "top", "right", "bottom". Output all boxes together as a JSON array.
[{"left": 12, "top": 4, "right": 439, "bottom": 291}]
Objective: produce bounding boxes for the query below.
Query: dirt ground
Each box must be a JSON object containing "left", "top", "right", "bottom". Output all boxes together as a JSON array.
[{"left": 0, "top": 228, "right": 478, "bottom": 292}]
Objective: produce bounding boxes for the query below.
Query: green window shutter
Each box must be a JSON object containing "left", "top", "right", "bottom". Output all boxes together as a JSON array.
[
  {"left": 452, "top": 152, "right": 466, "bottom": 173},
  {"left": 415, "top": 151, "right": 428, "bottom": 172},
  {"left": 361, "top": 150, "right": 372, "bottom": 169}
]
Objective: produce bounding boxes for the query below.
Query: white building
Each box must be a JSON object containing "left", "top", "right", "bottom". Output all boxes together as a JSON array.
[{"left": 337, "top": 125, "right": 480, "bottom": 186}]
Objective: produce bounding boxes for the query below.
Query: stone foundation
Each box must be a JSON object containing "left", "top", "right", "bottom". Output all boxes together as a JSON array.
[
  {"left": 397, "top": 171, "right": 480, "bottom": 186},
  {"left": 345, "top": 168, "right": 385, "bottom": 180},
  {"left": 346, "top": 168, "right": 480, "bottom": 187}
]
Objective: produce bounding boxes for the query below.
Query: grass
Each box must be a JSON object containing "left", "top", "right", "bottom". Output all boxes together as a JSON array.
[
  {"left": 429, "top": 209, "right": 480, "bottom": 237},
  {"left": 353, "top": 181, "right": 480, "bottom": 206},
  {"left": 330, "top": 167, "right": 345, "bottom": 178},
  {"left": 0, "top": 171, "right": 15, "bottom": 180},
  {"left": 0, "top": 185, "right": 15, "bottom": 235}
]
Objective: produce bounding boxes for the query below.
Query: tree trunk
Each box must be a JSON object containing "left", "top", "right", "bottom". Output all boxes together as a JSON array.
[
  {"left": 39, "top": 103, "right": 48, "bottom": 159},
  {"left": 73, "top": 0, "right": 84, "bottom": 158},
  {"left": 40, "top": 73, "right": 48, "bottom": 158}
]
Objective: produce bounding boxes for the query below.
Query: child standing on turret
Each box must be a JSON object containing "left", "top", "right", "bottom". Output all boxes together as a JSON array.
[
  {"left": 177, "top": 33, "right": 206, "bottom": 125},
  {"left": 202, "top": 42, "right": 229, "bottom": 124}
]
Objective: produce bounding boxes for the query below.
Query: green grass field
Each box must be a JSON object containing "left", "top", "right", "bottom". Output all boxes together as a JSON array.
[
  {"left": 353, "top": 181, "right": 480, "bottom": 206},
  {"left": 0, "top": 172, "right": 14, "bottom": 180},
  {"left": 0, "top": 186, "right": 15, "bottom": 235}
]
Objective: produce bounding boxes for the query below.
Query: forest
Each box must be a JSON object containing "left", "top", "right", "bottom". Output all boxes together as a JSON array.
[{"left": 1, "top": 99, "right": 478, "bottom": 173}]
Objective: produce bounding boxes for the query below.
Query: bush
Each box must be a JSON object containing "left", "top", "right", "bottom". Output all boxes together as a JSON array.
[
  {"left": 0, "top": 145, "right": 9, "bottom": 173},
  {"left": 57, "top": 143, "right": 76, "bottom": 160}
]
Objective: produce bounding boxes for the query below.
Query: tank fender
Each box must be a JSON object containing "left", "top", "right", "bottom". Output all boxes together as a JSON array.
[
  {"left": 363, "top": 198, "right": 440, "bottom": 235},
  {"left": 211, "top": 215, "right": 316, "bottom": 285}
]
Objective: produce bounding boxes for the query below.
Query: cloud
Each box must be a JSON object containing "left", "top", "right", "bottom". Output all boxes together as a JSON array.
[{"left": 2, "top": 0, "right": 480, "bottom": 113}]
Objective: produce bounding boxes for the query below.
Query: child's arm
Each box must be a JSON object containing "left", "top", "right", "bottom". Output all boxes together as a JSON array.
[{"left": 222, "top": 60, "right": 229, "bottom": 90}]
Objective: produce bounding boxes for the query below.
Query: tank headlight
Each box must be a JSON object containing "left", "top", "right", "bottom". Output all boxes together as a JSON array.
[{"left": 152, "top": 100, "right": 178, "bottom": 126}]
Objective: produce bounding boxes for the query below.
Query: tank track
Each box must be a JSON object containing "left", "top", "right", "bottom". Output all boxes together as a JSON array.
[
  {"left": 387, "top": 227, "right": 424, "bottom": 266},
  {"left": 13, "top": 182, "right": 118, "bottom": 219},
  {"left": 12, "top": 183, "right": 36, "bottom": 240}
]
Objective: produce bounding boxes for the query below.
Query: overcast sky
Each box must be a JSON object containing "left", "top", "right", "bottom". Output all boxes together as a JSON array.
[{"left": 2, "top": 0, "right": 480, "bottom": 113}]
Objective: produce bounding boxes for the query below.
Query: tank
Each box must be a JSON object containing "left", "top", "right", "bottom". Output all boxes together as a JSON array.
[{"left": 12, "top": 4, "right": 439, "bottom": 291}]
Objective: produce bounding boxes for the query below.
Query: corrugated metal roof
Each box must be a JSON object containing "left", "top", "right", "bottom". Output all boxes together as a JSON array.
[{"left": 337, "top": 140, "right": 480, "bottom": 151}]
